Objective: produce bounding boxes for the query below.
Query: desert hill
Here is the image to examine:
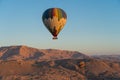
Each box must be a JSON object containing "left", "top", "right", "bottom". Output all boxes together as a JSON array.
[
  {"left": 0, "top": 45, "right": 119, "bottom": 80},
  {"left": 0, "top": 45, "right": 89, "bottom": 60}
]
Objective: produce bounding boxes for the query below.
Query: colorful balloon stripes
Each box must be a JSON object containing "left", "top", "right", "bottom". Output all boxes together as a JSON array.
[{"left": 42, "top": 8, "right": 67, "bottom": 39}]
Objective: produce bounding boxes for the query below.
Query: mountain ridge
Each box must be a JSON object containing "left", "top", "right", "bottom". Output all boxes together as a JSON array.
[
  {"left": 0, "top": 45, "right": 90, "bottom": 61},
  {"left": 92, "top": 55, "right": 120, "bottom": 62}
]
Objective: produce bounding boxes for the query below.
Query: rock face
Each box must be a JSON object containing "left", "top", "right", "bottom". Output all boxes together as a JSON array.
[{"left": 0, "top": 45, "right": 120, "bottom": 80}]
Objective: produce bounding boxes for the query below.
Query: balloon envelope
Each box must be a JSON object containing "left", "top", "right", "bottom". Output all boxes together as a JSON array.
[{"left": 42, "top": 8, "right": 67, "bottom": 39}]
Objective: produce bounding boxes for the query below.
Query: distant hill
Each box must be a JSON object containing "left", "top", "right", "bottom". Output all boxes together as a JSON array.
[
  {"left": 0, "top": 45, "right": 90, "bottom": 60},
  {"left": 92, "top": 55, "right": 120, "bottom": 62}
]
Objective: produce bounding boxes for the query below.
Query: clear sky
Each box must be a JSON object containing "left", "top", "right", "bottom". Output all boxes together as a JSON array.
[{"left": 0, "top": 0, "right": 120, "bottom": 55}]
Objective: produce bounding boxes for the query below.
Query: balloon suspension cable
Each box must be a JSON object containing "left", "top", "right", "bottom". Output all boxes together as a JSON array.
[{"left": 52, "top": 36, "right": 58, "bottom": 40}]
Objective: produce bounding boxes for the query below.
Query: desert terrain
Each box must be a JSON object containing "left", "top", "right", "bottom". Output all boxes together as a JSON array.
[{"left": 0, "top": 45, "right": 120, "bottom": 80}]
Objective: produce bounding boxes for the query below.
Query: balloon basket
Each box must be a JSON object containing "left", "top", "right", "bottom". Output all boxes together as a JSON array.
[{"left": 52, "top": 36, "right": 58, "bottom": 40}]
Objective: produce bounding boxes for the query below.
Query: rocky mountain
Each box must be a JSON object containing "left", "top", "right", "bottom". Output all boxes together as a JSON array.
[
  {"left": 86, "top": 59, "right": 120, "bottom": 80},
  {"left": 0, "top": 45, "right": 120, "bottom": 80},
  {"left": 0, "top": 45, "right": 89, "bottom": 60}
]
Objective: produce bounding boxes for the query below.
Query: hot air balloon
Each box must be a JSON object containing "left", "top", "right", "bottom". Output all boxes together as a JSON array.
[{"left": 42, "top": 8, "right": 67, "bottom": 39}]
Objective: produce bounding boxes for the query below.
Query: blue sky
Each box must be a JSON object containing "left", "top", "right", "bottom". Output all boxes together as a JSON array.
[{"left": 0, "top": 0, "right": 120, "bottom": 55}]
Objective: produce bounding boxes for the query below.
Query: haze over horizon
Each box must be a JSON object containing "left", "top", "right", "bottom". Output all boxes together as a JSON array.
[{"left": 0, "top": 0, "right": 120, "bottom": 55}]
